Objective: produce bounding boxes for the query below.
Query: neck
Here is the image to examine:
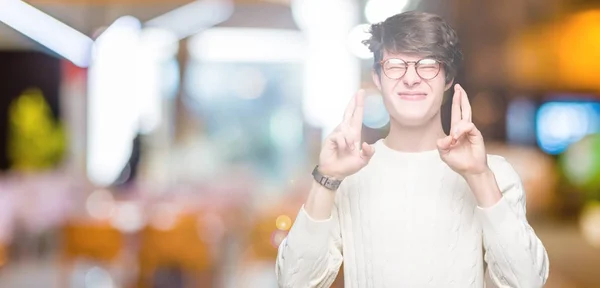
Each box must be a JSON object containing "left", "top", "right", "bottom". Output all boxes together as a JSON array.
[{"left": 384, "top": 112, "right": 446, "bottom": 152}]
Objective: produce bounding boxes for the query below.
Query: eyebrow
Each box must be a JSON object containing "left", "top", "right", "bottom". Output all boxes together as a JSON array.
[{"left": 382, "top": 55, "right": 437, "bottom": 62}]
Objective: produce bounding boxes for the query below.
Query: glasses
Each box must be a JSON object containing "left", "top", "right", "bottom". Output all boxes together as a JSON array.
[{"left": 379, "top": 58, "right": 442, "bottom": 80}]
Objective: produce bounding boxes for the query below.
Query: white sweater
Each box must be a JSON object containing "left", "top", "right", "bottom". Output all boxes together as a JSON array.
[{"left": 276, "top": 139, "right": 549, "bottom": 288}]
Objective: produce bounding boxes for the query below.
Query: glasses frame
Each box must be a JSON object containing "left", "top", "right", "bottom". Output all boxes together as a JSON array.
[{"left": 378, "top": 58, "right": 443, "bottom": 80}]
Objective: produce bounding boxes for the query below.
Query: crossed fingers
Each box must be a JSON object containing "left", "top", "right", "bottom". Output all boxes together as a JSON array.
[
  {"left": 438, "top": 84, "right": 481, "bottom": 150},
  {"left": 334, "top": 89, "right": 366, "bottom": 152},
  {"left": 450, "top": 84, "right": 480, "bottom": 144}
]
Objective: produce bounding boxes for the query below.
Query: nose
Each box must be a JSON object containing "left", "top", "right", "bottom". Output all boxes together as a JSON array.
[{"left": 402, "top": 65, "right": 421, "bottom": 87}]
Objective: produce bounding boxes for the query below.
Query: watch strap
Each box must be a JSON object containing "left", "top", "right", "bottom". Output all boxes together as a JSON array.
[{"left": 312, "top": 165, "right": 342, "bottom": 190}]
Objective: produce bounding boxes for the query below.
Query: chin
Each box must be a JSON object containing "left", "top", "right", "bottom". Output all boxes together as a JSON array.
[
  {"left": 390, "top": 110, "right": 438, "bottom": 127},
  {"left": 382, "top": 96, "right": 441, "bottom": 127},
  {"left": 392, "top": 117, "right": 430, "bottom": 127}
]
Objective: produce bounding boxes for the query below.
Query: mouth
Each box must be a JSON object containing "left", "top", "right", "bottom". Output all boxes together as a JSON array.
[{"left": 397, "top": 92, "right": 427, "bottom": 101}]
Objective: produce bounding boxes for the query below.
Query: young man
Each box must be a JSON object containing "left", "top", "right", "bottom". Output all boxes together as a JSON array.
[{"left": 276, "top": 11, "right": 549, "bottom": 288}]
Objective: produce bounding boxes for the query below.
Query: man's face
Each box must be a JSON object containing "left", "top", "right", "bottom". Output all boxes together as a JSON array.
[{"left": 372, "top": 50, "right": 452, "bottom": 127}]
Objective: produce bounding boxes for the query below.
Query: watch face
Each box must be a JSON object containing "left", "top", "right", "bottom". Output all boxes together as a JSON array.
[{"left": 326, "top": 180, "right": 340, "bottom": 190}]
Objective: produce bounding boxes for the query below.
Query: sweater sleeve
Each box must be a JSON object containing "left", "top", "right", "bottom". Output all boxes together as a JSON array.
[
  {"left": 275, "top": 190, "right": 344, "bottom": 288},
  {"left": 476, "top": 155, "right": 550, "bottom": 288}
]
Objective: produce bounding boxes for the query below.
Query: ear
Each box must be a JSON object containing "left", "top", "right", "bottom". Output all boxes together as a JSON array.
[
  {"left": 371, "top": 69, "right": 382, "bottom": 90},
  {"left": 444, "top": 78, "right": 454, "bottom": 91}
]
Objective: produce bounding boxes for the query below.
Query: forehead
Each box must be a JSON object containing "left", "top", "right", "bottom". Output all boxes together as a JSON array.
[{"left": 383, "top": 50, "right": 431, "bottom": 61}]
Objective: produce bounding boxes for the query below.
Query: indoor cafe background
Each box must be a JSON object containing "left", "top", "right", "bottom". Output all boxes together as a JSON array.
[{"left": 0, "top": 0, "right": 599, "bottom": 287}]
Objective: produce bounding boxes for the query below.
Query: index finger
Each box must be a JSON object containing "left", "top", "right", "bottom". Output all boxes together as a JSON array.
[
  {"left": 351, "top": 89, "right": 365, "bottom": 129},
  {"left": 459, "top": 85, "right": 472, "bottom": 122},
  {"left": 342, "top": 90, "right": 359, "bottom": 125},
  {"left": 451, "top": 84, "right": 461, "bottom": 127}
]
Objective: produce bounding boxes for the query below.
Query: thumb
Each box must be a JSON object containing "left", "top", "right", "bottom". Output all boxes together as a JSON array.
[
  {"left": 437, "top": 135, "right": 453, "bottom": 152},
  {"left": 360, "top": 142, "right": 375, "bottom": 160}
]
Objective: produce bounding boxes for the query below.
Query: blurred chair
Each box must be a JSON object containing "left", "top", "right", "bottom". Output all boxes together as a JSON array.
[
  {"left": 59, "top": 220, "right": 125, "bottom": 287},
  {"left": 0, "top": 242, "right": 7, "bottom": 269},
  {"left": 242, "top": 210, "right": 344, "bottom": 288},
  {"left": 333, "top": 266, "right": 344, "bottom": 288},
  {"left": 247, "top": 214, "right": 281, "bottom": 262},
  {"left": 137, "top": 212, "right": 216, "bottom": 288}
]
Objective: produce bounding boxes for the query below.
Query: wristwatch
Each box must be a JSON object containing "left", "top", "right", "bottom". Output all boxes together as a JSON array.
[{"left": 312, "top": 165, "right": 342, "bottom": 190}]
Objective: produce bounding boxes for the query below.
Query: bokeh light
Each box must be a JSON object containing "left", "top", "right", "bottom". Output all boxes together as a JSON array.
[
  {"left": 85, "top": 189, "right": 115, "bottom": 220},
  {"left": 109, "top": 201, "right": 144, "bottom": 233},
  {"left": 560, "top": 133, "right": 600, "bottom": 193},
  {"left": 275, "top": 215, "right": 292, "bottom": 231},
  {"left": 347, "top": 24, "right": 373, "bottom": 59},
  {"left": 536, "top": 101, "right": 600, "bottom": 155},
  {"left": 364, "top": 0, "right": 411, "bottom": 24},
  {"left": 580, "top": 201, "right": 600, "bottom": 248},
  {"left": 506, "top": 98, "right": 537, "bottom": 145},
  {"left": 270, "top": 109, "right": 304, "bottom": 151},
  {"left": 270, "top": 229, "right": 288, "bottom": 248},
  {"left": 362, "top": 91, "right": 390, "bottom": 129},
  {"left": 149, "top": 203, "right": 180, "bottom": 231},
  {"left": 84, "top": 266, "right": 115, "bottom": 288},
  {"left": 557, "top": 10, "right": 600, "bottom": 91},
  {"left": 232, "top": 67, "right": 267, "bottom": 100}
]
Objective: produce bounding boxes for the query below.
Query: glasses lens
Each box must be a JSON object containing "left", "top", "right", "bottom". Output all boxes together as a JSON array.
[
  {"left": 416, "top": 59, "right": 440, "bottom": 80},
  {"left": 382, "top": 59, "right": 407, "bottom": 79}
]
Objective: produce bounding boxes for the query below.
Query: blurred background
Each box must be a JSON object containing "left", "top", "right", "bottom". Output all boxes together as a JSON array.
[{"left": 0, "top": 0, "right": 599, "bottom": 287}]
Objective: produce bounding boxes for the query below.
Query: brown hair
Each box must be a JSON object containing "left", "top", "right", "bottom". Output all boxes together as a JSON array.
[{"left": 362, "top": 11, "right": 463, "bottom": 84}]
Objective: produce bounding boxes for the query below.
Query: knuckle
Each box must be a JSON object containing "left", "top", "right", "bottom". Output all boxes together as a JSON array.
[
  {"left": 338, "top": 131, "right": 348, "bottom": 140},
  {"left": 329, "top": 133, "right": 342, "bottom": 142}
]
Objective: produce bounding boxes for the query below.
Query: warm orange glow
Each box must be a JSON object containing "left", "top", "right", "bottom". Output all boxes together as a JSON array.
[
  {"left": 557, "top": 10, "right": 600, "bottom": 90},
  {"left": 0, "top": 244, "right": 6, "bottom": 267},
  {"left": 505, "top": 9, "right": 600, "bottom": 92},
  {"left": 505, "top": 27, "right": 558, "bottom": 90},
  {"left": 275, "top": 214, "right": 292, "bottom": 231}
]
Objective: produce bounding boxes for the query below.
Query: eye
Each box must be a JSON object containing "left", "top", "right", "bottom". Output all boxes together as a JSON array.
[
  {"left": 387, "top": 59, "right": 405, "bottom": 65},
  {"left": 417, "top": 59, "right": 439, "bottom": 69},
  {"left": 418, "top": 59, "right": 437, "bottom": 65},
  {"left": 384, "top": 59, "right": 407, "bottom": 69}
]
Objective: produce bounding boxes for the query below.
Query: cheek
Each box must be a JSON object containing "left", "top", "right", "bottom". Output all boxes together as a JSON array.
[
  {"left": 380, "top": 78, "right": 399, "bottom": 91},
  {"left": 429, "top": 77, "right": 448, "bottom": 95}
]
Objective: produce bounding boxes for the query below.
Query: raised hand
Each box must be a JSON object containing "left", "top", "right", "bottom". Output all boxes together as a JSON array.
[
  {"left": 318, "top": 90, "right": 375, "bottom": 180},
  {"left": 437, "top": 84, "right": 488, "bottom": 177}
]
